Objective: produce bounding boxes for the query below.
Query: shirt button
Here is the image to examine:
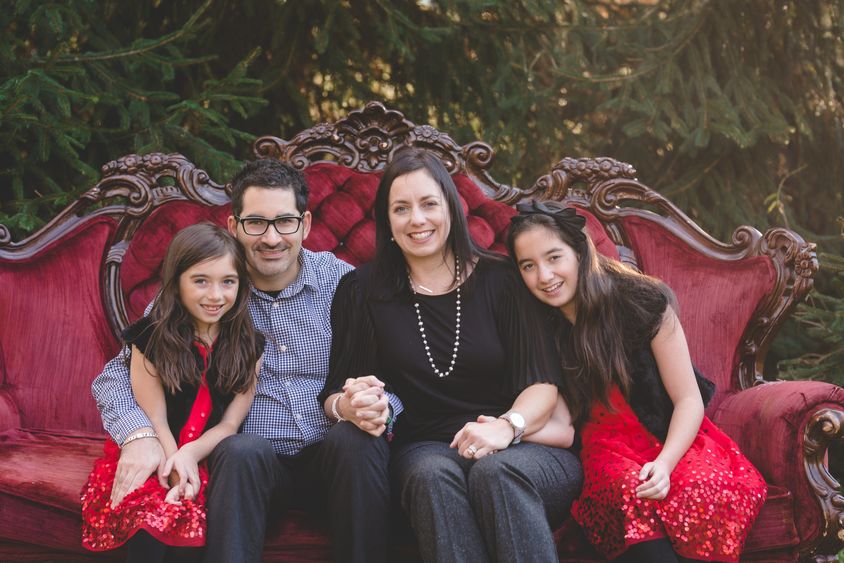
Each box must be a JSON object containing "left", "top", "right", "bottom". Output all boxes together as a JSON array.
[
  {"left": 278, "top": 344, "right": 287, "bottom": 352},
  {"left": 272, "top": 302, "right": 280, "bottom": 308},
  {"left": 285, "top": 381, "right": 291, "bottom": 387},
  {"left": 200, "top": 412, "right": 206, "bottom": 418},
  {"left": 294, "top": 413, "right": 302, "bottom": 421}
]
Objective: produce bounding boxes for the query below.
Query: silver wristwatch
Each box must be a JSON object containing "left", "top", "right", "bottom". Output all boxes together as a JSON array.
[{"left": 499, "top": 412, "right": 526, "bottom": 445}]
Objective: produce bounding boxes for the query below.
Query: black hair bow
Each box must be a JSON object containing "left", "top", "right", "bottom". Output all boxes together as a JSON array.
[{"left": 512, "top": 200, "right": 587, "bottom": 245}]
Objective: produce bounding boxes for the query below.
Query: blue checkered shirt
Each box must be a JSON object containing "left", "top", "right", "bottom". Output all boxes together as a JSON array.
[{"left": 92, "top": 249, "right": 404, "bottom": 456}]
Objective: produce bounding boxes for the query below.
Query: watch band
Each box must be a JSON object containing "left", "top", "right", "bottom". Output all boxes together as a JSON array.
[{"left": 499, "top": 412, "right": 525, "bottom": 445}]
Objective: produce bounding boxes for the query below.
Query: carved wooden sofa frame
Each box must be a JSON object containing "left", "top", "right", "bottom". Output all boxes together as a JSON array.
[{"left": 0, "top": 101, "right": 841, "bottom": 562}]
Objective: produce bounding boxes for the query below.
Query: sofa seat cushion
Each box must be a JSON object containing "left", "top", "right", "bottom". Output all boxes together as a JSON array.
[
  {"left": 0, "top": 429, "right": 104, "bottom": 513},
  {"left": 0, "top": 429, "right": 337, "bottom": 559},
  {"left": 742, "top": 485, "right": 799, "bottom": 553},
  {"left": 0, "top": 429, "right": 104, "bottom": 553}
]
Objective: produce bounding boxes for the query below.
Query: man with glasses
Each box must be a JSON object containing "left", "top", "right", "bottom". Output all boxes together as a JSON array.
[{"left": 93, "top": 159, "right": 400, "bottom": 563}]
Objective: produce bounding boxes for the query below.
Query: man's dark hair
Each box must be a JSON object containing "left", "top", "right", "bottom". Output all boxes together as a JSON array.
[{"left": 229, "top": 160, "right": 309, "bottom": 215}]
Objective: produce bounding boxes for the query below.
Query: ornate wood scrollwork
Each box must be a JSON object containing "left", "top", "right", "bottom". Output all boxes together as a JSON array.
[
  {"left": 0, "top": 153, "right": 227, "bottom": 339},
  {"left": 804, "top": 409, "right": 844, "bottom": 560},
  {"left": 734, "top": 233, "right": 818, "bottom": 389},
  {"left": 253, "top": 101, "right": 514, "bottom": 200}
]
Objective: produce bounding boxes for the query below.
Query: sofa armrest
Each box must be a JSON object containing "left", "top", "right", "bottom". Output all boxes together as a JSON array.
[
  {"left": 711, "top": 380, "right": 844, "bottom": 554},
  {"left": 0, "top": 388, "right": 20, "bottom": 433}
]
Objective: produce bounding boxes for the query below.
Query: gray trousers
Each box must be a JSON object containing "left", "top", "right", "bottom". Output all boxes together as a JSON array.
[{"left": 392, "top": 441, "right": 583, "bottom": 563}]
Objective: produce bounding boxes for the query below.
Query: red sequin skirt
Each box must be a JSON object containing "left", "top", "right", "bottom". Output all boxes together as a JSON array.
[
  {"left": 80, "top": 440, "right": 209, "bottom": 551},
  {"left": 571, "top": 387, "right": 767, "bottom": 562}
]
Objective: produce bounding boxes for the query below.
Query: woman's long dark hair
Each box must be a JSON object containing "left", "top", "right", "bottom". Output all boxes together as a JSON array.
[
  {"left": 141, "top": 223, "right": 259, "bottom": 395},
  {"left": 507, "top": 203, "right": 674, "bottom": 426},
  {"left": 372, "top": 147, "right": 497, "bottom": 297}
]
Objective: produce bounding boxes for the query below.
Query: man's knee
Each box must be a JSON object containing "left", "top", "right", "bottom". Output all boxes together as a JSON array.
[
  {"left": 208, "top": 433, "right": 276, "bottom": 478},
  {"left": 321, "top": 422, "right": 389, "bottom": 468}
]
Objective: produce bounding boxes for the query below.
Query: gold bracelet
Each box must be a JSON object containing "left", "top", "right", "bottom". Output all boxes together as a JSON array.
[{"left": 120, "top": 431, "right": 158, "bottom": 448}]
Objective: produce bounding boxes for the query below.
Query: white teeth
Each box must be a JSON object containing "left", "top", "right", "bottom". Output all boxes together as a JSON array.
[
  {"left": 409, "top": 231, "right": 433, "bottom": 240},
  {"left": 543, "top": 282, "right": 563, "bottom": 293}
]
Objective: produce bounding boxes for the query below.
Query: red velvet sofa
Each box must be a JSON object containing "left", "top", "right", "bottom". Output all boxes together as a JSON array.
[{"left": 1, "top": 101, "right": 842, "bottom": 562}]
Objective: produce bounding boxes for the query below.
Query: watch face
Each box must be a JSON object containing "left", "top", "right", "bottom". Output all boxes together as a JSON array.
[{"left": 509, "top": 412, "right": 525, "bottom": 429}]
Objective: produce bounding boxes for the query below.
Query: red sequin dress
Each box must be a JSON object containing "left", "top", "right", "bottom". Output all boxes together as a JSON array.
[
  {"left": 571, "top": 386, "right": 767, "bottom": 562},
  {"left": 81, "top": 341, "right": 215, "bottom": 551}
]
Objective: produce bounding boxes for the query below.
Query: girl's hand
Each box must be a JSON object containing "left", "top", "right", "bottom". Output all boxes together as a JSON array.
[
  {"left": 636, "top": 459, "right": 671, "bottom": 499},
  {"left": 162, "top": 446, "right": 201, "bottom": 501},
  {"left": 450, "top": 416, "right": 513, "bottom": 459},
  {"left": 164, "top": 482, "right": 197, "bottom": 505}
]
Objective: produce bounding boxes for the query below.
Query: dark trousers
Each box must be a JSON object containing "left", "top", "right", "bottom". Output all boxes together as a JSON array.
[
  {"left": 202, "top": 423, "right": 390, "bottom": 563},
  {"left": 125, "top": 530, "right": 202, "bottom": 563},
  {"left": 615, "top": 538, "right": 708, "bottom": 563},
  {"left": 391, "top": 441, "right": 583, "bottom": 563}
]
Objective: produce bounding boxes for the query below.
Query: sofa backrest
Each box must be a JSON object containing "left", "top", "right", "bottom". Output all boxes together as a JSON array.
[{"left": 0, "top": 101, "right": 817, "bottom": 433}]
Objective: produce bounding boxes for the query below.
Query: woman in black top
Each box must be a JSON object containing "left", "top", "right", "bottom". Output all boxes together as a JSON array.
[{"left": 319, "top": 148, "right": 583, "bottom": 563}]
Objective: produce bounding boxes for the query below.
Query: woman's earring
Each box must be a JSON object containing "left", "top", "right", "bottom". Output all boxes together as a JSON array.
[{"left": 390, "top": 236, "right": 395, "bottom": 242}]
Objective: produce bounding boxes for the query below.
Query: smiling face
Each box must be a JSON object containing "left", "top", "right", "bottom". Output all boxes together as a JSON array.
[
  {"left": 227, "top": 186, "right": 311, "bottom": 291},
  {"left": 513, "top": 225, "right": 580, "bottom": 322},
  {"left": 387, "top": 169, "right": 452, "bottom": 264},
  {"left": 178, "top": 253, "right": 240, "bottom": 338}
]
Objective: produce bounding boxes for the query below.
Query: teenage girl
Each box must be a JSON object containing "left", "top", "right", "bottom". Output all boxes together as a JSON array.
[
  {"left": 82, "top": 223, "right": 263, "bottom": 560},
  {"left": 508, "top": 201, "right": 767, "bottom": 563}
]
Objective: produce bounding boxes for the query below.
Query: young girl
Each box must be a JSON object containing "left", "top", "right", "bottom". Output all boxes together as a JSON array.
[
  {"left": 508, "top": 201, "right": 767, "bottom": 563},
  {"left": 81, "top": 223, "right": 263, "bottom": 559}
]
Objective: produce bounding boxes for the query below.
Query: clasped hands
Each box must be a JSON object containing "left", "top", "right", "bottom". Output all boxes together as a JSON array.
[
  {"left": 109, "top": 435, "right": 200, "bottom": 508},
  {"left": 450, "top": 415, "right": 514, "bottom": 460},
  {"left": 159, "top": 444, "right": 201, "bottom": 505},
  {"left": 337, "top": 375, "right": 391, "bottom": 437}
]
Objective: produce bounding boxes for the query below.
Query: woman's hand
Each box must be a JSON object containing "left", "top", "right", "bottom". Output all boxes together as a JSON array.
[
  {"left": 636, "top": 459, "right": 671, "bottom": 500},
  {"left": 160, "top": 445, "right": 201, "bottom": 503},
  {"left": 336, "top": 376, "right": 390, "bottom": 437},
  {"left": 450, "top": 416, "right": 514, "bottom": 460}
]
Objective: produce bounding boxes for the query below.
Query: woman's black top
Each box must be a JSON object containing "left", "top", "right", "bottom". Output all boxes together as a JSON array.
[
  {"left": 320, "top": 258, "right": 563, "bottom": 444},
  {"left": 123, "top": 317, "right": 264, "bottom": 438}
]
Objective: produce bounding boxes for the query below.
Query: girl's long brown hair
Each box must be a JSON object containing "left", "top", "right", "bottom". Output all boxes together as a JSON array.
[
  {"left": 139, "top": 223, "right": 259, "bottom": 395},
  {"left": 507, "top": 205, "right": 674, "bottom": 426}
]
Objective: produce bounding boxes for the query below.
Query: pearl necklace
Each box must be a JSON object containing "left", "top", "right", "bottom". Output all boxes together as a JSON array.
[{"left": 409, "top": 259, "right": 461, "bottom": 378}]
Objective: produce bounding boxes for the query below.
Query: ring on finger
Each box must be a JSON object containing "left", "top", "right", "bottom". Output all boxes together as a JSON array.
[{"left": 466, "top": 445, "right": 478, "bottom": 457}]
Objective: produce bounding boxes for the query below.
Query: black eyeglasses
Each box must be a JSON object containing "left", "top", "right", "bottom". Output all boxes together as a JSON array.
[{"left": 235, "top": 215, "right": 305, "bottom": 236}]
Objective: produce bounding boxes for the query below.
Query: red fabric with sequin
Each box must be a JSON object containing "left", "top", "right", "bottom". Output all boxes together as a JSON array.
[
  {"left": 80, "top": 342, "right": 215, "bottom": 551},
  {"left": 571, "top": 387, "right": 767, "bottom": 562}
]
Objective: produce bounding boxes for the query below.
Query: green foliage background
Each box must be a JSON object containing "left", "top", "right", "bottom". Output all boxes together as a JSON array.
[{"left": 2, "top": 0, "right": 842, "bottom": 382}]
